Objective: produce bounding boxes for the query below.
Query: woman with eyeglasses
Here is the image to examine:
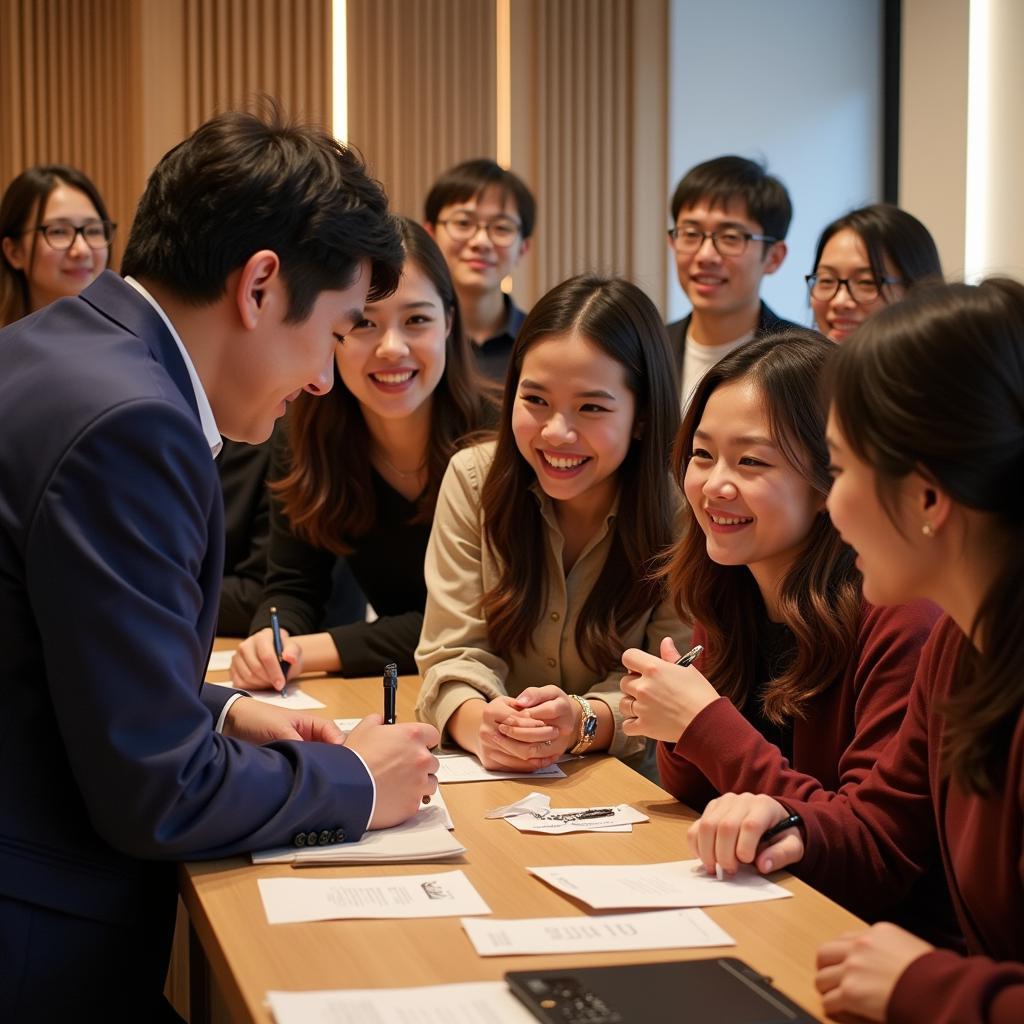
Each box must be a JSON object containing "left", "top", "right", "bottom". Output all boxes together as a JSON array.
[
  {"left": 0, "top": 165, "right": 115, "bottom": 328},
  {"left": 806, "top": 204, "right": 941, "bottom": 344}
]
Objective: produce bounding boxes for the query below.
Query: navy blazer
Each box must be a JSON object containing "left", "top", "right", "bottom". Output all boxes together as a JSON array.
[{"left": 0, "top": 274, "right": 373, "bottom": 982}]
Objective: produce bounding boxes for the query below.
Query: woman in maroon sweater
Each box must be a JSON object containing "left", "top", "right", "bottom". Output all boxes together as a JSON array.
[
  {"left": 620, "top": 332, "right": 937, "bottom": 813},
  {"left": 688, "top": 278, "right": 1024, "bottom": 1023}
]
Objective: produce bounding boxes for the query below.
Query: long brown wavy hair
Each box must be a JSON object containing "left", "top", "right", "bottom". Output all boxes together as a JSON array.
[
  {"left": 272, "top": 216, "right": 494, "bottom": 553},
  {"left": 665, "top": 331, "right": 861, "bottom": 724},
  {"left": 829, "top": 278, "right": 1024, "bottom": 794},
  {"left": 481, "top": 274, "right": 681, "bottom": 673}
]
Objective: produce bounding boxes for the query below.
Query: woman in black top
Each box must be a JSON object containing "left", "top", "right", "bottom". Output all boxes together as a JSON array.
[{"left": 230, "top": 217, "right": 493, "bottom": 685}]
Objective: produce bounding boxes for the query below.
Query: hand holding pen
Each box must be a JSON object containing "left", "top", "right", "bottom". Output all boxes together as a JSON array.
[
  {"left": 688, "top": 793, "right": 805, "bottom": 878},
  {"left": 618, "top": 636, "right": 720, "bottom": 742},
  {"left": 228, "top": 611, "right": 304, "bottom": 691}
]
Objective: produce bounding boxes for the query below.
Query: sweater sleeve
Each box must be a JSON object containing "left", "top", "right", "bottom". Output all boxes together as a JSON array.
[
  {"left": 782, "top": 629, "right": 948, "bottom": 919},
  {"left": 326, "top": 611, "right": 424, "bottom": 677},
  {"left": 659, "top": 602, "right": 938, "bottom": 809},
  {"left": 415, "top": 448, "right": 511, "bottom": 739},
  {"left": 888, "top": 949, "right": 1024, "bottom": 1024}
]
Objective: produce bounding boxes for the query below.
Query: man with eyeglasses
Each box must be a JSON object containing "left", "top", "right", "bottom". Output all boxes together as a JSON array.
[
  {"left": 666, "top": 155, "right": 799, "bottom": 409},
  {"left": 425, "top": 158, "right": 535, "bottom": 382}
]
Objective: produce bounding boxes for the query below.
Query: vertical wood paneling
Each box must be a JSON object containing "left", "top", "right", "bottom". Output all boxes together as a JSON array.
[
  {"left": 2, "top": 0, "right": 330, "bottom": 287},
  {"left": 180, "top": 0, "right": 329, "bottom": 129},
  {"left": 347, "top": 0, "right": 497, "bottom": 221},
  {"left": 1, "top": 0, "right": 138, "bottom": 268},
  {"left": 507, "top": 0, "right": 667, "bottom": 310}
]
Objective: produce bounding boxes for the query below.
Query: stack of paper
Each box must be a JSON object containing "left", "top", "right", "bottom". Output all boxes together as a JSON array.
[{"left": 252, "top": 799, "right": 462, "bottom": 866}]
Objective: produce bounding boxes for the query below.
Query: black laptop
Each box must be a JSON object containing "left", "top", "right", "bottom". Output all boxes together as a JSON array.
[{"left": 506, "top": 957, "right": 820, "bottom": 1023}]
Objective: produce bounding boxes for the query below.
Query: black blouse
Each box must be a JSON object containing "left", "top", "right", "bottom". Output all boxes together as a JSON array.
[{"left": 250, "top": 436, "right": 430, "bottom": 677}]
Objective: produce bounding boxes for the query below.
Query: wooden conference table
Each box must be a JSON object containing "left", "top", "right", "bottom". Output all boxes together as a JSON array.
[{"left": 181, "top": 662, "right": 863, "bottom": 1023}]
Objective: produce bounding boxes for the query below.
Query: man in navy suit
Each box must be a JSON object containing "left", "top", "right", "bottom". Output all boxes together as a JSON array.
[{"left": 0, "top": 109, "right": 440, "bottom": 1019}]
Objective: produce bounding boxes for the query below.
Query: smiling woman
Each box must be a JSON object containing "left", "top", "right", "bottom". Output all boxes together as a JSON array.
[
  {"left": 0, "top": 164, "right": 114, "bottom": 327},
  {"left": 620, "top": 329, "right": 950, "bottom": 941},
  {"left": 414, "top": 274, "right": 690, "bottom": 773},
  {"left": 229, "top": 217, "right": 495, "bottom": 688}
]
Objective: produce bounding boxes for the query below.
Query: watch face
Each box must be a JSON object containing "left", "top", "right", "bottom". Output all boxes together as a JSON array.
[{"left": 582, "top": 714, "right": 598, "bottom": 740}]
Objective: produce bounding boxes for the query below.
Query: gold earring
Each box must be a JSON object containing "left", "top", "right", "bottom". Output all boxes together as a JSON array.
[{"left": 921, "top": 522, "right": 934, "bottom": 537}]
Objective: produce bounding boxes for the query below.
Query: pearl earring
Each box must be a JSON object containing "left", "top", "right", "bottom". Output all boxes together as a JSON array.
[{"left": 921, "top": 522, "right": 934, "bottom": 537}]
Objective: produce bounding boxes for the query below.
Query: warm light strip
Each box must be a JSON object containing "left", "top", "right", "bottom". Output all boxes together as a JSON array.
[
  {"left": 496, "top": 0, "right": 512, "bottom": 167},
  {"left": 331, "top": 0, "right": 348, "bottom": 143},
  {"left": 964, "top": 0, "right": 990, "bottom": 281}
]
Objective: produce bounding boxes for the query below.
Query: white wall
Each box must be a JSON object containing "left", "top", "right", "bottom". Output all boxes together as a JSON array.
[{"left": 666, "top": 0, "right": 884, "bottom": 325}]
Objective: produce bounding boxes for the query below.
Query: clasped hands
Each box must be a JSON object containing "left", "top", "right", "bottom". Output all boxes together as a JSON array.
[
  {"left": 618, "top": 636, "right": 719, "bottom": 741},
  {"left": 477, "top": 685, "right": 578, "bottom": 771}
]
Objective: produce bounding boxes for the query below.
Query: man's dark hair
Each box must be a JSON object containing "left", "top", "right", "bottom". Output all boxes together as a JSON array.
[
  {"left": 122, "top": 105, "right": 403, "bottom": 322},
  {"left": 670, "top": 155, "right": 792, "bottom": 242},
  {"left": 423, "top": 158, "right": 536, "bottom": 240}
]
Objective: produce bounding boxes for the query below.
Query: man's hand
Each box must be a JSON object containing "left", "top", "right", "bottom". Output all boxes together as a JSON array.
[
  {"left": 343, "top": 714, "right": 440, "bottom": 830},
  {"left": 221, "top": 697, "right": 345, "bottom": 745}
]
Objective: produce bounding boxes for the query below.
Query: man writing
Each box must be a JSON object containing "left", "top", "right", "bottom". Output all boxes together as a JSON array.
[{"left": 0, "top": 108, "right": 439, "bottom": 1018}]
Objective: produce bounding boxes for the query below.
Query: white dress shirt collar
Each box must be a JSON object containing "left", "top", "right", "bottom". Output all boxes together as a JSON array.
[{"left": 124, "top": 276, "right": 222, "bottom": 457}]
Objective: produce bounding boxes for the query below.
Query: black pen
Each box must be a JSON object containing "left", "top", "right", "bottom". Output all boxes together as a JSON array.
[
  {"left": 674, "top": 643, "right": 704, "bottom": 667},
  {"left": 383, "top": 662, "right": 398, "bottom": 724},
  {"left": 759, "top": 812, "right": 802, "bottom": 845},
  {"left": 269, "top": 606, "right": 289, "bottom": 685}
]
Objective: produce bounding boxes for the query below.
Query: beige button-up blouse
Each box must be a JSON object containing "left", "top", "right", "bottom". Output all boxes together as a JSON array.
[{"left": 415, "top": 442, "right": 691, "bottom": 761}]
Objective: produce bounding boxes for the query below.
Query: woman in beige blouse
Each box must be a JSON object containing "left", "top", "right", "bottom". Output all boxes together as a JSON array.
[{"left": 415, "top": 274, "right": 690, "bottom": 771}]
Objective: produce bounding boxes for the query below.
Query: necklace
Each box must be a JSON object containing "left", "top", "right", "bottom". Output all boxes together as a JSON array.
[{"left": 376, "top": 451, "right": 428, "bottom": 478}]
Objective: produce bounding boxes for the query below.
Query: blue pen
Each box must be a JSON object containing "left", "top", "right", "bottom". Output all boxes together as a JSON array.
[
  {"left": 269, "top": 606, "right": 289, "bottom": 686},
  {"left": 383, "top": 663, "right": 398, "bottom": 724}
]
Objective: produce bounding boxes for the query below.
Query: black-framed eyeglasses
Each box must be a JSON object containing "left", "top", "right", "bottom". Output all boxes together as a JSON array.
[
  {"left": 667, "top": 225, "right": 777, "bottom": 257},
  {"left": 805, "top": 273, "right": 902, "bottom": 304},
  {"left": 29, "top": 219, "right": 116, "bottom": 251},
  {"left": 437, "top": 213, "right": 522, "bottom": 248}
]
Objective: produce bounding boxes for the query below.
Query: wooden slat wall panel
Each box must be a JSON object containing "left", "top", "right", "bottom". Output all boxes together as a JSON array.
[
  {"left": 1, "top": 0, "right": 331, "bottom": 270},
  {"left": 509, "top": 0, "right": 667, "bottom": 310},
  {"left": 183, "top": 0, "right": 330, "bottom": 130},
  {"left": 0, "top": 0, "right": 137, "bottom": 267},
  {"left": 346, "top": 0, "right": 497, "bottom": 222}
]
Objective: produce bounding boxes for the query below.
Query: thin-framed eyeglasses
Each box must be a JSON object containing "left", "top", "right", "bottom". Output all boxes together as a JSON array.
[
  {"left": 28, "top": 219, "right": 117, "bottom": 251},
  {"left": 805, "top": 273, "right": 902, "bottom": 304},
  {"left": 667, "top": 225, "right": 777, "bottom": 257},
  {"left": 437, "top": 213, "right": 521, "bottom": 248}
]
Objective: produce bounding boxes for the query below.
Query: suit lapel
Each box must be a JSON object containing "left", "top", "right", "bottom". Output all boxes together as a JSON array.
[{"left": 78, "top": 271, "right": 200, "bottom": 420}]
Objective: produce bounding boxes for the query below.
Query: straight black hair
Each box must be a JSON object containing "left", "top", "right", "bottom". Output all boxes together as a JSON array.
[
  {"left": 670, "top": 156, "right": 792, "bottom": 242},
  {"left": 122, "top": 103, "right": 403, "bottom": 323},
  {"left": 424, "top": 158, "right": 536, "bottom": 240}
]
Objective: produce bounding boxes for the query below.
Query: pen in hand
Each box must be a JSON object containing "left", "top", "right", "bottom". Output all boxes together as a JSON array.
[
  {"left": 674, "top": 643, "right": 703, "bottom": 667},
  {"left": 269, "top": 606, "right": 289, "bottom": 687},
  {"left": 383, "top": 662, "right": 398, "bottom": 724},
  {"left": 758, "top": 812, "right": 802, "bottom": 846}
]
